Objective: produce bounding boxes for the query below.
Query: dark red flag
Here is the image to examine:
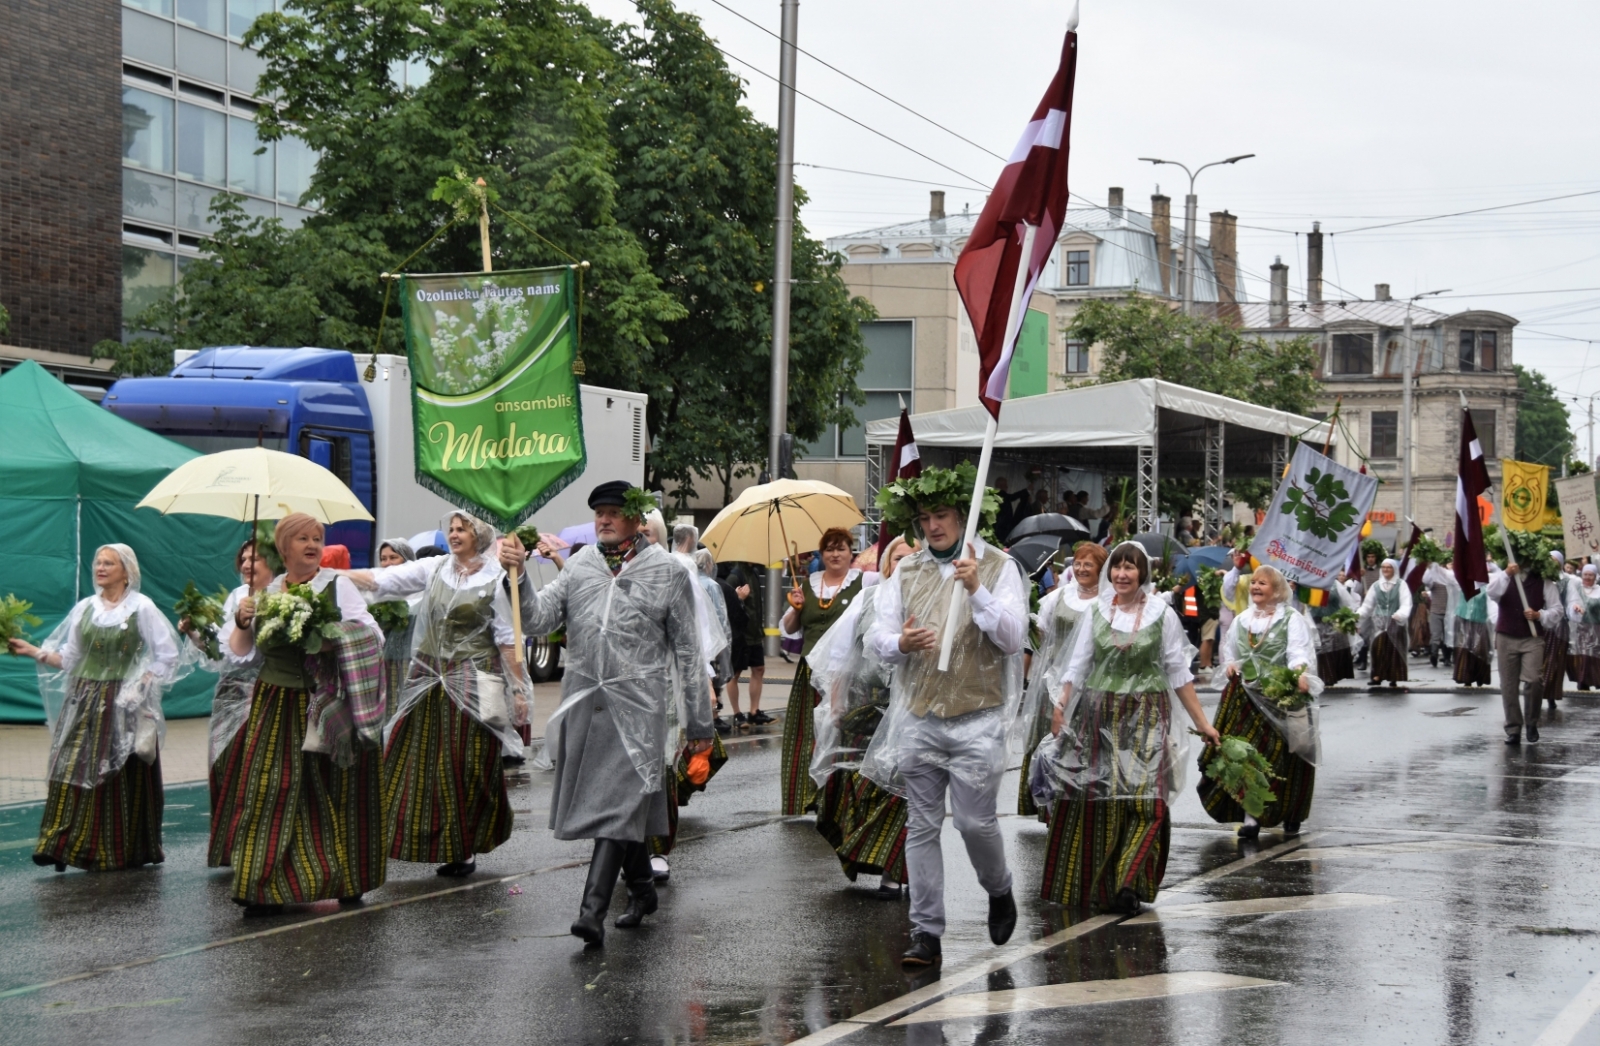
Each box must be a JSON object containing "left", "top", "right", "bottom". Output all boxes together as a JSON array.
[
  {"left": 953, "top": 31, "right": 1078, "bottom": 421},
  {"left": 875, "top": 407, "right": 923, "bottom": 560},
  {"left": 1398, "top": 523, "right": 1426, "bottom": 595},
  {"left": 1453, "top": 408, "right": 1493, "bottom": 598}
]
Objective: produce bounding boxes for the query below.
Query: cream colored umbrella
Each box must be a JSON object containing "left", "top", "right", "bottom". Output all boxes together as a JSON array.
[
  {"left": 136, "top": 447, "right": 373, "bottom": 524},
  {"left": 700, "top": 478, "right": 865, "bottom": 566}
]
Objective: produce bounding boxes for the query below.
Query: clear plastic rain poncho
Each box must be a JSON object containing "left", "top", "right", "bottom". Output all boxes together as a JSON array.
[
  {"left": 808, "top": 585, "right": 894, "bottom": 790},
  {"left": 692, "top": 549, "right": 733, "bottom": 684},
  {"left": 35, "top": 544, "right": 196, "bottom": 788},
  {"left": 1027, "top": 542, "right": 1197, "bottom": 811},
  {"left": 1571, "top": 571, "right": 1600, "bottom": 660},
  {"left": 206, "top": 583, "right": 263, "bottom": 765},
  {"left": 1015, "top": 580, "right": 1101, "bottom": 790},
  {"left": 859, "top": 539, "right": 1028, "bottom": 798},
  {"left": 1359, "top": 560, "right": 1411, "bottom": 653},
  {"left": 523, "top": 540, "right": 706, "bottom": 794},
  {"left": 1221, "top": 603, "right": 1324, "bottom": 765},
  {"left": 368, "top": 513, "right": 529, "bottom": 754}
]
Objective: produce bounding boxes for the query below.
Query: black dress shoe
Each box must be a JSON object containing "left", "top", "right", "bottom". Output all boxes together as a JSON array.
[
  {"left": 1238, "top": 822, "right": 1260, "bottom": 841},
  {"left": 1283, "top": 820, "right": 1301, "bottom": 836},
  {"left": 241, "top": 903, "right": 284, "bottom": 918},
  {"left": 902, "top": 931, "right": 942, "bottom": 966},
  {"left": 614, "top": 883, "right": 658, "bottom": 928},
  {"left": 1113, "top": 887, "right": 1142, "bottom": 915},
  {"left": 1527, "top": 723, "right": 1540, "bottom": 743},
  {"left": 988, "top": 889, "right": 1017, "bottom": 945},
  {"left": 436, "top": 859, "right": 476, "bottom": 878},
  {"left": 875, "top": 882, "right": 905, "bottom": 900},
  {"left": 1506, "top": 734, "right": 1522, "bottom": 746},
  {"left": 338, "top": 894, "right": 364, "bottom": 906}
]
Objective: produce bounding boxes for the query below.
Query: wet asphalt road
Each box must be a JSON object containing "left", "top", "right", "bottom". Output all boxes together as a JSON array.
[{"left": 6, "top": 665, "right": 1600, "bottom": 1045}]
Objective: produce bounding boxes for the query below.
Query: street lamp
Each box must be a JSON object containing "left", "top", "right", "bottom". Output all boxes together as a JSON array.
[
  {"left": 1139, "top": 154, "right": 1254, "bottom": 314},
  {"left": 1401, "top": 288, "right": 1451, "bottom": 522}
]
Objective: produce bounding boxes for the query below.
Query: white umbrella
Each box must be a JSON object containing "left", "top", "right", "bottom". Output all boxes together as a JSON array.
[
  {"left": 136, "top": 447, "right": 373, "bottom": 524},
  {"left": 700, "top": 478, "right": 865, "bottom": 566}
]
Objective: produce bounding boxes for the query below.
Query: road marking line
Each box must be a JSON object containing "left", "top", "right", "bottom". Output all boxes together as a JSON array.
[
  {"left": 1277, "top": 840, "right": 1498, "bottom": 861},
  {"left": 1125, "top": 892, "right": 1396, "bottom": 924},
  {"left": 1531, "top": 970, "right": 1600, "bottom": 1046},
  {"left": 1320, "top": 824, "right": 1600, "bottom": 852},
  {"left": 1161, "top": 832, "right": 1321, "bottom": 894},
  {"left": 887, "top": 971, "right": 1284, "bottom": 1024}
]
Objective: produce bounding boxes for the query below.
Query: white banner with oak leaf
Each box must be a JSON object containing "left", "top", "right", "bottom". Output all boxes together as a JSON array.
[{"left": 1250, "top": 443, "right": 1379, "bottom": 589}]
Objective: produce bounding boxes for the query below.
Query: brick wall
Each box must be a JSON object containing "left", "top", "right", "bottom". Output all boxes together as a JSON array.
[{"left": 0, "top": 0, "right": 122, "bottom": 354}]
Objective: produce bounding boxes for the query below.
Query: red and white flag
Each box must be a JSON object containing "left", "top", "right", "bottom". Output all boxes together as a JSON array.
[
  {"left": 954, "top": 30, "right": 1078, "bottom": 421},
  {"left": 1398, "top": 523, "right": 1426, "bottom": 595},
  {"left": 1453, "top": 407, "right": 1493, "bottom": 597},
  {"left": 876, "top": 407, "right": 923, "bottom": 559}
]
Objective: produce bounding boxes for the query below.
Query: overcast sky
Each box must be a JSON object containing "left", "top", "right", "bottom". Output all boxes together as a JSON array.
[{"left": 587, "top": 0, "right": 1600, "bottom": 454}]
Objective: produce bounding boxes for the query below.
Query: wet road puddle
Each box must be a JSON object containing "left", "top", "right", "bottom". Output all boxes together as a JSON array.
[
  {"left": 1127, "top": 892, "right": 1396, "bottom": 924},
  {"left": 1276, "top": 839, "right": 1499, "bottom": 860},
  {"left": 887, "top": 971, "right": 1283, "bottom": 1024}
]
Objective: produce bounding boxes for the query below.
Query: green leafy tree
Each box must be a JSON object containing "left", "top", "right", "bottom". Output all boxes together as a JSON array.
[{"left": 1514, "top": 363, "right": 1572, "bottom": 467}]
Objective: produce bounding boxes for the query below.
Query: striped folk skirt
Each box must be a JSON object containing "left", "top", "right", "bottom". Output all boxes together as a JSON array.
[
  {"left": 207, "top": 726, "right": 248, "bottom": 867},
  {"left": 815, "top": 769, "right": 908, "bottom": 883},
  {"left": 1039, "top": 689, "right": 1171, "bottom": 909},
  {"left": 1454, "top": 620, "right": 1493, "bottom": 686},
  {"left": 228, "top": 681, "right": 387, "bottom": 905},
  {"left": 649, "top": 733, "right": 729, "bottom": 857},
  {"left": 1369, "top": 626, "right": 1409, "bottom": 684},
  {"left": 1197, "top": 680, "right": 1315, "bottom": 829},
  {"left": 1543, "top": 622, "right": 1569, "bottom": 702},
  {"left": 1569, "top": 654, "right": 1600, "bottom": 689},
  {"left": 779, "top": 661, "right": 819, "bottom": 815},
  {"left": 34, "top": 678, "right": 164, "bottom": 871},
  {"left": 384, "top": 683, "right": 513, "bottom": 865}
]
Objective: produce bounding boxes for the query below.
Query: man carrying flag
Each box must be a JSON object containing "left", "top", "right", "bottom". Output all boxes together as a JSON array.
[{"left": 1453, "top": 409, "right": 1492, "bottom": 600}]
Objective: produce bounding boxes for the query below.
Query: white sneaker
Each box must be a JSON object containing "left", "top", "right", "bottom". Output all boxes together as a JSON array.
[{"left": 650, "top": 855, "right": 670, "bottom": 883}]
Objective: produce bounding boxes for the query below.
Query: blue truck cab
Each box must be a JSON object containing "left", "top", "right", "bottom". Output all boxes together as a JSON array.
[{"left": 102, "top": 347, "right": 378, "bottom": 566}]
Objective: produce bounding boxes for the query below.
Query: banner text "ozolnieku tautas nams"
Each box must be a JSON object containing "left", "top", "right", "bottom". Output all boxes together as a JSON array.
[{"left": 400, "top": 266, "right": 587, "bottom": 528}]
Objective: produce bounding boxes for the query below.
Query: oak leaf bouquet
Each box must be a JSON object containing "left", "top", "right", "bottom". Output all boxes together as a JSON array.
[
  {"left": 1196, "top": 730, "right": 1278, "bottom": 818},
  {"left": 0, "top": 594, "right": 42, "bottom": 654},
  {"left": 368, "top": 599, "right": 411, "bottom": 636},
  {"left": 254, "top": 584, "right": 342, "bottom": 654},
  {"left": 1326, "top": 606, "right": 1360, "bottom": 636},
  {"left": 174, "top": 581, "right": 231, "bottom": 661}
]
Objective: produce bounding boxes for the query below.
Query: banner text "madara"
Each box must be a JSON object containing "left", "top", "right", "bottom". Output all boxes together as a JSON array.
[{"left": 428, "top": 421, "right": 573, "bottom": 472}]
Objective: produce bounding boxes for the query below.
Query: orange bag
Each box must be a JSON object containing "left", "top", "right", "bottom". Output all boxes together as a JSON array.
[{"left": 685, "top": 748, "right": 712, "bottom": 786}]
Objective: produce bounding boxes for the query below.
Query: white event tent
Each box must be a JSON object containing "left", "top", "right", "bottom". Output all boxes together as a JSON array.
[{"left": 863, "top": 378, "right": 1338, "bottom": 532}]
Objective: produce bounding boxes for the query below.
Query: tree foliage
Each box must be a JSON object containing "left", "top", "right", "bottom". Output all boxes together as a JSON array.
[{"left": 1514, "top": 363, "right": 1573, "bottom": 468}]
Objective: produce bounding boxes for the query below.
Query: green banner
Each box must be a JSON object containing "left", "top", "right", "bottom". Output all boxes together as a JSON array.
[{"left": 400, "top": 266, "right": 586, "bottom": 527}]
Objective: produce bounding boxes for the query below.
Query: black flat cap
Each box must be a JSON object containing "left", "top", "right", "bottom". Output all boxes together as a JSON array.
[{"left": 588, "top": 480, "right": 634, "bottom": 509}]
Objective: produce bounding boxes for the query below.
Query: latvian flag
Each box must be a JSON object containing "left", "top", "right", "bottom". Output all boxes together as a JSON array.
[
  {"left": 876, "top": 406, "right": 924, "bottom": 559},
  {"left": 1453, "top": 407, "right": 1493, "bottom": 598}
]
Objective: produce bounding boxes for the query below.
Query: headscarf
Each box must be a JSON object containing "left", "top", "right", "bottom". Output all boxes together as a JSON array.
[
  {"left": 94, "top": 543, "right": 142, "bottom": 597},
  {"left": 274, "top": 512, "right": 324, "bottom": 560},
  {"left": 1583, "top": 563, "right": 1597, "bottom": 583},
  {"left": 1551, "top": 550, "right": 1566, "bottom": 567},
  {"left": 1375, "top": 557, "right": 1401, "bottom": 590},
  {"left": 1099, "top": 540, "right": 1156, "bottom": 604},
  {"left": 442, "top": 510, "right": 497, "bottom": 559},
  {"left": 379, "top": 538, "right": 416, "bottom": 562},
  {"left": 692, "top": 548, "right": 717, "bottom": 578}
]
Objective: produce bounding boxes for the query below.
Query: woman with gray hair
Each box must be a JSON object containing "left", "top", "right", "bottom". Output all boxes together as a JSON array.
[
  {"left": 350, "top": 510, "right": 530, "bottom": 879},
  {"left": 1199, "top": 564, "right": 1322, "bottom": 840}
]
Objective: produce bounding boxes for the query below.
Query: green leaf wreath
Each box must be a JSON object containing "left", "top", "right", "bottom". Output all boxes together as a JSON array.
[
  {"left": 621, "top": 488, "right": 658, "bottom": 522},
  {"left": 1199, "top": 732, "right": 1279, "bottom": 818},
  {"left": 173, "top": 581, "right": 231, "bottom": 661},
  {"left": 0, "top": 594, "right": 42, "bottom": 653},
  {"left": 1485, "top": 524, "right": 1562, "bottom": 580},
  {"left": 1408, "top": 534, "right": 1452, "bottom": 568},
  {"left": 874, "top": 463, "right": 999, "bottom": 545},
  {"left": 1360, "top": 538, "right": 1388, "bottom": 563}
]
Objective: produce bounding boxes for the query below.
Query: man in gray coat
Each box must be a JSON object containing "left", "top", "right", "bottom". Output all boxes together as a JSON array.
[{"left": 499, "top": 481, "right": 711, "bottom": 946}]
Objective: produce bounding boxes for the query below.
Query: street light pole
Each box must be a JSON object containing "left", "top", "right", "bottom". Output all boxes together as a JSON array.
[
  {"left": 764, "top": 0, "right": 799, "bottom": 657},
  {"left": 1400, "top": 288, "right": 1450, "bottom": 523},
  {"left": 1138, "top": 154, "right": 1254, "bottom": 315}
]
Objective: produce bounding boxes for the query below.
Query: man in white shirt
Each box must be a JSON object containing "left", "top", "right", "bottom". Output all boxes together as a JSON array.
[{"left": 866, "top": 472, "right": 1028, "bottom": 967}]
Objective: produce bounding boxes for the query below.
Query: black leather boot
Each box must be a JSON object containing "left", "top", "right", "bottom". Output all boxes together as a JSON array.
[
  {"left": 615, "top": 841, "right": 658, "bottom": 929},
  {"left": 572, "top": 839, "right": 625, "bottom": 946}
]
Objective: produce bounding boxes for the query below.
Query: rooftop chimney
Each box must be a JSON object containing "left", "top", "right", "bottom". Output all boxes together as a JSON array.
[
  {"left": 1209, "top": 210, "right": 1238, "bottom": 307},
  {"left": 1150, "top": 193, "right": 1172, "bottom": 295},
  {"left": 1270, "top": 256, "right": 1289, "bottom": 326},
  {"left": 1374, "top": 283, "right": 1391, "bottom": 301},
  {"left": 929, "top": 190, "right": 946, "bottom": 221},
  {"left": 1306, "top": 221, "right": 1323, "bottom": 305},
  {"left": 1108, "top": 186, "right": 1124, "bottom": 220}
]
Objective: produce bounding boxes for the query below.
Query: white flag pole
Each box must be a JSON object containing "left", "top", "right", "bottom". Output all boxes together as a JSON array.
[{"left": 937, "top": 222, "right": 1038, "bottom": 672}]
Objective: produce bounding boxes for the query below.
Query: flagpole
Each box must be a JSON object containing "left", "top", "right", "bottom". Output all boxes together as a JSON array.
[
  {"left": 1460, "top": 393, "right": 1538, "bottom": 634},
  {"left": 938, "top": 222, "right": 1038, "bottom": 672}
]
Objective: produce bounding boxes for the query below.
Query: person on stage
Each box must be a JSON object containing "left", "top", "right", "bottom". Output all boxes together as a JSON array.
[
  {"left": 225, "top": 513, "right": 386, "bottom": 915},
  {"left": 862, "top": 466, "right": 1027, "bottom": 968},
  {"left": 1199, "top": 566, "right": 1320, "bottom": 839},
  {"left": 1490, "top": 553, "right": 1563, "bottom": 745},
  {"left": 1017, "top": 541, "right": 1105, "bottom": 819},
  {"left": 1037, "top": 541, "right": 1220, "bottom": 916},
  {"left": 809, "top": 535, "right": 917, "bottom": 897},
  {"left": 13, "top": 544, "right": 187, "bottom": 872},
  {"left": 499, "top": 481, "right": 710, "bottom": 947},
  {"left": 186, "top": 538, "right": 273, "bottom": 867},
  {"left": 1569, "top": 563, "right": 1600, "bottom": 691},
  {"left": 348, "top": 512, "right": 528, "bottom": 879},
  {"left": 779, "top": 528, "right": 871, "bottom": 815},
  {"left": 1359, "top": 558, "right": 1412, "bottom": 687}
]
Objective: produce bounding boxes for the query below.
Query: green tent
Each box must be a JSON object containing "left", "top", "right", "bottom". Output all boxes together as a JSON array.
[{"left": 0, "top": 361, "right": 239, "bottom": 722}]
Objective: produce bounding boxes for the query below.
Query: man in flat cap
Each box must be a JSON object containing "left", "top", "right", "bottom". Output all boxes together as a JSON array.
[{"left": 499, "top": 481, "right": 711, "bottom": 946}]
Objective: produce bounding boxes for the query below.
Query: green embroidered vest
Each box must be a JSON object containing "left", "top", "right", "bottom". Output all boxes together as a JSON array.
[
  {"left": 74, "top": 610, "right": 144, "bottom": 681},
  {"left": 798, "top": 573, "right": 864, "bottom": 657},
  {"left": 1083, "top": 604, "right": 1169, "bottom": 694}
]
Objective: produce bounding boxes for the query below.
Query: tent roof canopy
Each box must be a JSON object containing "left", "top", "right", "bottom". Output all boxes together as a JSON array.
[{"left": 864, "top": 378, "right": 1334, "bottom": 479}]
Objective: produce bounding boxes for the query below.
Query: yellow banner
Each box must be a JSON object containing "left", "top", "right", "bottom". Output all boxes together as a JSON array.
[{"left": 1500, "top": 458, "right": 1551, "bottom": 532}]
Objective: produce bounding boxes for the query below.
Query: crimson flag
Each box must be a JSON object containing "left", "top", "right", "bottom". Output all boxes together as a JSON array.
[
  {"left": 875, "top": 407, "right": 923, "bottom": 560},
  {"left": 1453, "top": 408, "right": 1493, "bottom": 598},
  {"left": 954, "top": 30, "right": 1078, "bottom": 420},
  {"left": 1398, "top": 523, "right": 1426, "bottom": 595}
]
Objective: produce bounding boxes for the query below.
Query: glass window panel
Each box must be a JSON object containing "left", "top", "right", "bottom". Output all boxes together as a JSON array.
[
  {"left": 176, "top": 180, "right": 222, "bottom": 231},
  {"left": 276, "top": 134, "right": 316, "bottom": 204},
  {"left": 1478, "top": 331, "right": 1498, "bottom": 372},
  {"left": 859, "top": 320, "right": 913, "bottom": 389},
  {"left": 123, "top": 7, "right": 175, "bottom": 66},
  {"left": 840, "top": 391, "right": 906, "bottom": 458},
  {"left": 122, "top": 87, "right": 173, "bottom": 173},
  {"left": 176, "top": 102, "right": 226, "bottom": 185},
  {"left": 1459, "top": 330, "right": 1476, "bottom": 372},
  {"left": 122, "top": 246, "right": 174, "bottom": 324},
  {"left": 175, "top": 0, "right": 223, "bottom": 33},
  {"left": 1065, "top": 339, "right": 1090, "bottom": 373},
  {"left": 228, "top": 115, "right": 273, "bottom": 197},
  {"left": 122, "top": 169, "right": 175, "bottom": 225},
  {"left": 1066, "top": 249, "right": 1089, "bottom": 286},
  {"left": 1331, "top": 332, "right": 1373, "bottom": 375},
  {"left": 1370, "top": 410, "right": 1398, "bottom": 458},
  {"left": 800, "top": 426, "right": 838, "bottom": 461},
  {"left": 125, "top": 0, "right": 174, "bottom": 14},
  {"left": 228, "top": 0, "right": 271, "bottom": 39}
]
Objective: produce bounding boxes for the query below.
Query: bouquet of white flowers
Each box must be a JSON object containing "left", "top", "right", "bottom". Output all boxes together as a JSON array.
[{"left": 255, "top": 583, "right": 342, "bottom": 654}]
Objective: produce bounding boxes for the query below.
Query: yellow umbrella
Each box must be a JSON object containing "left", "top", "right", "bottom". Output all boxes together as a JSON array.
[
  {"left": 700, "top": 479, "right": 865, "bottom": 567},
  {"left": 136, "top": 447, "right": 373, "bottom": 524}
]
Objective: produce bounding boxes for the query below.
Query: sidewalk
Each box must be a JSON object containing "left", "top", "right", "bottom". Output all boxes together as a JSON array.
[{"left": 0, "top": 655, "right": 800, "bottom": 807}]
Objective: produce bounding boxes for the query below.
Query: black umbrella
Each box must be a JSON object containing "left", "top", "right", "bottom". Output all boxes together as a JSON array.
[
  {"left": 1128, "top": 531, "right": 1183, "bottom": 564},
  {"left": 1006, "top": 535, "right": 1064, "bottom": 575},
  {"left": 1007, "top": 513, "right": 1091, "bottom": 545}
]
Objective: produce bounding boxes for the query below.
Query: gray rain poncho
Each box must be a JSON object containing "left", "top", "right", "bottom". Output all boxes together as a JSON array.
[
  {"left": 34, "top": 544, "right": 193, "bottom": 788},
  {"left": 519, "top": 540, "right": 710, "bottom": 841},
  {"left": 1219, "top": 603, "right": 1325, "bottom": 764},
  {"left": 205, "top": 583, "right": 263, "bottom": 765},
  {"left": 807, "top": 585, "right": 894, "bottom": 790}
]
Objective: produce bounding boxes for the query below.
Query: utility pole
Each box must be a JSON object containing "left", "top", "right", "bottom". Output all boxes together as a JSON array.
[
  {"left": 1139, "top": 153, "right": 1254, "bottom": 314},
  {"left": 764, "top": 0, "right": 799, "bottom": 657},
  {"left": 1401, "top": 288, "right": 1450, "bottom": 523}
]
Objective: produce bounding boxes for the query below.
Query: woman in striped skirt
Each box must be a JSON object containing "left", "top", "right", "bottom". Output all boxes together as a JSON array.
[
  {"left": 1567, "top": 564, "right": 1600, "bottom": 690},
  {"left": 779, "top": 528, "right": 870, "bottom": 815},
  {"left": 1038, "top": 542, "right": 1220, "bottom": 915},
  {"left": 370, "top": 538, "right": 420, "bottom": 729},
  {"left": 13, "top": 544, "right": 185, "bottom": 872},
  {"left": 1359, "top": 559, "right": 1411, "bottom": 687},
  {"left": 809, "top": 536, "right": 918, "bottom": 895},
  {"left": 1453, "top": 564, "right": 1496, "bottom": 687},
  {"left": 1198, "top": 565, "right": 1321, "bottom": 839},
  {"left": 1545, "top": 552, "right": 1574, "bottom": 709},
  {"left": 349, "top": 511, "right": 528, "bottom": 879},
  {"left": 226, "top": 514, "right": 387, "bottom": 916}
]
